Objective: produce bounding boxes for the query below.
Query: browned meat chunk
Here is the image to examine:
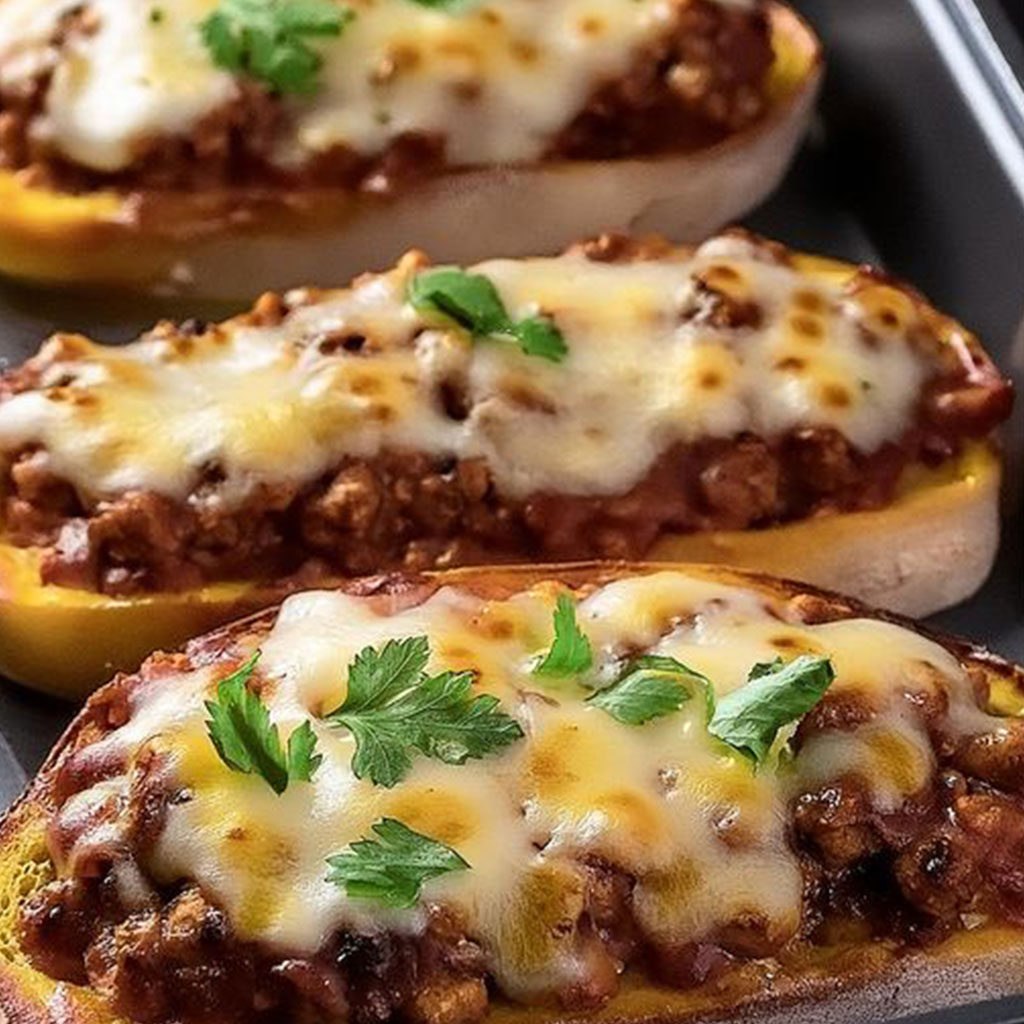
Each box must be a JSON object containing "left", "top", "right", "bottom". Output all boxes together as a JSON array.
[
  {"left": 792, "top": 778, "right": 882, "bottom": 869},
  {"left": 954, "top": 722, "right": 1024, "bottom": 794},
  {"left": 19, "top": 878, "right": 101, "bottom": 984},
  {"left": 894, "top": 830, "right": 983, "bottom": 922}
]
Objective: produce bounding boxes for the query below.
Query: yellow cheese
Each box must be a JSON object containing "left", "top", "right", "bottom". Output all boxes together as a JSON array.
[
  {"left": 51, "top": 569, "right": 1000, "bottom": 998},
  {"left": 0, "top": 0, "right": 756, "bottom": 174},
  {"left": 0, "top": 235, "right": 929, "bottom": 508}
]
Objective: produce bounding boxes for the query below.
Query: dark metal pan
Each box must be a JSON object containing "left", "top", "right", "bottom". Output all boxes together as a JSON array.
[{"left": 0, "top": 3, "right": 1023, "bottom": 1020}]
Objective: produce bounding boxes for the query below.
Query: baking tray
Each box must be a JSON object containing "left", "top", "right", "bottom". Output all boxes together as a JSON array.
[{"left": 0, "top": 1, "right": 1023, "bottom": 1020}]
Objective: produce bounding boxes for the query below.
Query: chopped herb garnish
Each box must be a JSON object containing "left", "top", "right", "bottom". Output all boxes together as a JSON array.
[
  {"left": 205, "top": 652, "right": 323, "bottom": 794},
  {"left": 200, "top": 0, "right": 353, "bottom": 95},
  {"left": 587, "top": 654, "right": 711, "bottom": 725},
  {"left": 323, "top": 636, "right": 523, "bottom": 788},
  {"left": 748, "top": 657, "right": 785, "bottom": 680},
  {"left": 326, "top": 818, "right": 469, "bottom": 908},
  {"left": 532, "top": 593, "right": 593, "bottom": 679},
  {"left": 708, "top": 655, "right": 835, "bottom": 766},
  {"left": 406, "top": 0, "right": 469, "bottom": 8},
  {"left": 409, "top": 267, "right": 568, "bottom": 363}
]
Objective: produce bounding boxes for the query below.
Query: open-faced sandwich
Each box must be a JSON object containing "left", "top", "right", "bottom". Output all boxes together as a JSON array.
[
  {"left": 3, "top": 562, "right": 1024, "bottom": 1024},
  {"left": 0, "top": 229, "right": 1013, "bottom": 697},
  {"left": 0, "top": 0, "right": 820, "bottom": 297}
]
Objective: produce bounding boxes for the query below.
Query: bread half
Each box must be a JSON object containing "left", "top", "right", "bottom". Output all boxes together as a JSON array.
[
  {"left": 0, "top": 4, "right": 821, "bottom": 300},
  {"left": 2, "top": 562, "right": 1024, "bottom": 1024},
  {"left": 0, "top": 228, "right": 1013, "bottom": 697}
]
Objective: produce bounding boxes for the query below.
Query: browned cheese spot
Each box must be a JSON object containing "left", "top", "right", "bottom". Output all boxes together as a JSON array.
[
  {"left": 702, "top": 264, "right": 742, "bottom": 289},
  {"left": 878, "top": 307, "right": 902, "bottom": 329},
  {"left": 452, "top": 80, "right": 483, "bottom": 102},
  {"left": 774, "top": 356, "right": 807, "bottom": 373},
  {"left": 348, "top": 372, "right": 384, "bottom": 397},
  {"left": 769, "top": 633, "right": 821, "bottom": 655},
  {"left": 156, "top": 335, "right": 195, "bottom": 362},
  {"left": 790, "top": 314, "right": 825, "bottom": 343},
  {"left": 511, "top": 39, "right": 539, "bottom": 63},
  {"left": 70, "top": 391, "right": 99, "bottom": 410},
  {"left": 471, "top": 612, "right": 516, "bottom": 640},
  {"left": 793, "top": 289, "right": 826, "bottom": 315},
  {"left": 821, "top": 383, "right": 853, "bottom": 409}
]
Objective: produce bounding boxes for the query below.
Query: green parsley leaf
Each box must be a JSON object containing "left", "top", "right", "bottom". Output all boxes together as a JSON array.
[
  {"left": 406, "top": 0, "right": 469, "bottom": 9},
  {"left": 533, "top": 593, "right": 593, "bottom": 679},
  {"left": 205, "top": 652, "right": 323, "bottom": 794},
  {"left": 342, "top": 636, "right": 431, "bottom": 712},
  {"left": 200, "top": 0, "right": 353, "bottom": 95},
  {"left": 511, "top": 316, "right": 569, "bottom": 362},
  {"left": 324, "top": 637, "right": 524, "bottom": 788},
  {"left": 326, "top": 818, "right": 469, "bottom": 908},
  {"left": 587, "top": 654, "right": 713, "bottom": 725},
  {"left": 708, "top": 655, "right": 835, "bottom": 766},
  {"left": 747, "top": 657, "right": 784, "bottom": 680},
  {"left": 409, "top": 267, "right": 567, "bottom": 363},
  {"left": 286, "top": 720, "right": 323, "bottom": 782}
]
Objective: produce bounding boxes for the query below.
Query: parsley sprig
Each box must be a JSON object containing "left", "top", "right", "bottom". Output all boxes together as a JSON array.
[
  {"left": 409, "top": 268, "right": 568, "bottom": 363},
  {"left": 200, "top": 0, "right": 353, "bottom": 95},
  {"left": 587, "top": 654, "right": 710, "bottom": 725},
  {"left": 532, "top": 593, "right": 593, "bottom": 679},
  {"left": 326, "top": 818, "right": 469, "bottom": 908},
  {"left": 324, "top": 637, "right": 524, "bottom": 788},
  {"left": 708, "top": 655, "right": 835, "bottom": 766},
  {"left": 585, "top": 648, "right": 834, "bottom": 768},
  {"left": 205, "top": 652, "right": 323, "bottom": 794}
]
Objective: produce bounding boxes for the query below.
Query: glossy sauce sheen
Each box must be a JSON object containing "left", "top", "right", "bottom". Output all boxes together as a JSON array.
[
  {"left": 53, "top": 570, "right": 996, "bottom": 1000},
  {"left": 0, "top": 0, "right": 754, "bottom": 174},
  {"left": 0, "top": 234, "right": 929, "bottom": 508}
]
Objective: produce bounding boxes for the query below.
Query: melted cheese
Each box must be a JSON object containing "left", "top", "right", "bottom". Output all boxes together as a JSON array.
[
  {"left": 0, "top": 0, "right": 753, "bottom": 174},
  {"left": 58, "top": 569, "right": 999, "bottom": 998},
  {"left": 0, "top": 235, "right": 931, "bottom": 508}
]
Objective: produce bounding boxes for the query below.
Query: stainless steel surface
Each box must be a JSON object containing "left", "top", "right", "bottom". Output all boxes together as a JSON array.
[{"left": 0, "top": 3, "right": 1023, "bottom": 1018}]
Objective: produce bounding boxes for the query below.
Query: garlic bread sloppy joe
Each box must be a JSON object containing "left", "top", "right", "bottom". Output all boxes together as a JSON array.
[
  {"left": 4, "top": 564, "right": 1024, "bottom": 1024},
  {"left": 0, "top": 0, "right": 777, "bottom": 188},
  {"left": 0, "top": 229, "right": 1012, "bottom": 626},
  {"left": 0, "top": 0, "right": 820, "bottom": 294}
]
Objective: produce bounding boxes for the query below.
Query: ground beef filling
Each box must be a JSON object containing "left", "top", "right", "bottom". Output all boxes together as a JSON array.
[
  {"left": 0, "top": 232, "right": 1013, "bottom": 597},
  {"left": 0, "top": 409, "right": 1008, "bottom": 597},
  {"left": 20, "top": 658, "right": 1024, "bottom": 1024},
  {"left": 0, "top": 1, "right": 773, "bottom": 196}
]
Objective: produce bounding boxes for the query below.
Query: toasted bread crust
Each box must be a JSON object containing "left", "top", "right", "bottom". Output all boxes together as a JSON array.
[{"left": 2, "top": 562, "right": 1024, "bottom": 1024}]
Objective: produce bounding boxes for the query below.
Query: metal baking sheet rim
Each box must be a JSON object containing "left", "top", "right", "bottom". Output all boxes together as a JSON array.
[{"left": 913, "top": 0, "right": 1024, "bottom": 204}]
